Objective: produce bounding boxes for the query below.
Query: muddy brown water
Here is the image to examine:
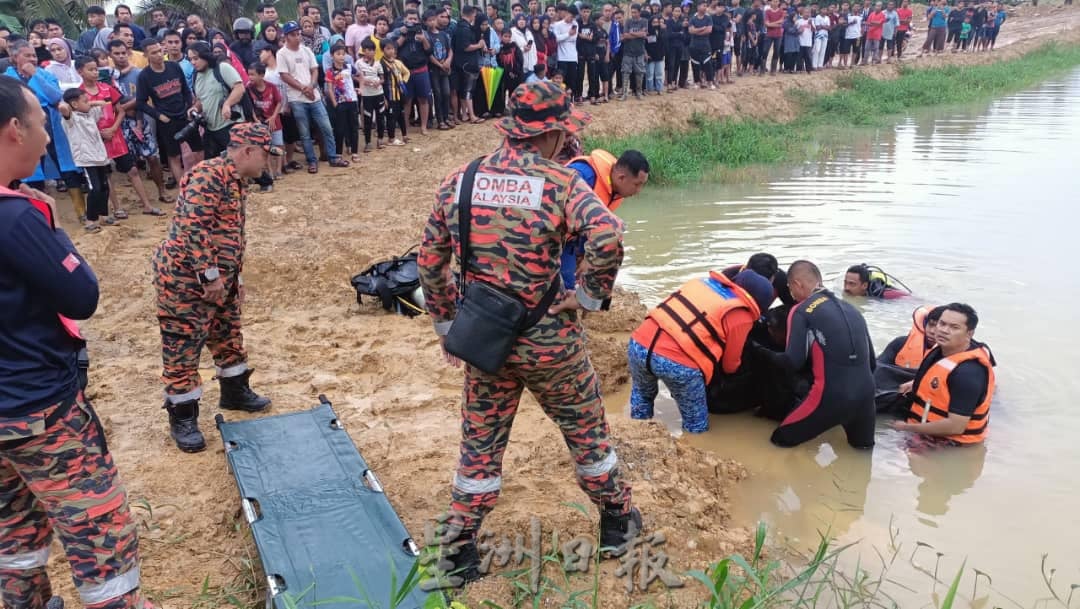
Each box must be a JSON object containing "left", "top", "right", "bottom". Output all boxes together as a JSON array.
[{"left": 612, "top": 68, "right": 1080, "bottom": 606}]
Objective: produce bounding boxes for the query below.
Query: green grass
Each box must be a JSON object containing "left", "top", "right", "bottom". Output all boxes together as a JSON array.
[{"left": 585, "top": 42, "right": 1080, "bottom": 184}]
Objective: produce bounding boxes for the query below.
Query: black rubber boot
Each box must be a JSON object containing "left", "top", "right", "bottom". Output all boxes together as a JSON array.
[
  {"left": 599, "top": 506, "right": 644, "bottom": 555},
  {"left": 443, "top": 542, "right": 482, "bottom": 587},
  {"left": 218, "top": 369, "right": 271, "bottom": 412},
  {"left": 165, "top": 399, "right": 206, "bottom": 453}
]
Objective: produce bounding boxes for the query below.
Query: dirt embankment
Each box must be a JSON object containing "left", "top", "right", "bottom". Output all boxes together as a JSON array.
[{"left": 44, "top": 5, "right": 1080, "bottom": 608}]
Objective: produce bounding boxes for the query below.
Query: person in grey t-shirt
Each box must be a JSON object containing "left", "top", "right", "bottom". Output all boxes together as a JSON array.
[{"left": 619, "top": 3, "right": 648, "bottom": 100}]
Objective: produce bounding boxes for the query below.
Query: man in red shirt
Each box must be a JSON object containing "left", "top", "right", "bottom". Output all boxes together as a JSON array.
[
  {"left": 895, "top": 0, "right": 913, "bottom": 57},
  {"left": 863, "top": 1, "right": 885, "bottom": 63},
  {"left": 763, "top": 0, "right": 785, "bottom": 73}
]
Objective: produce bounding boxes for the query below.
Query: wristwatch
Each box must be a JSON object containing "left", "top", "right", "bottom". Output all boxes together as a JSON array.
[{"left": 199, "top": 267, "right": 221, "bottom": 284}]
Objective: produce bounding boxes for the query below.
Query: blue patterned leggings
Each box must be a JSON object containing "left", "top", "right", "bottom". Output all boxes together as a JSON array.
[{"left": 627, "top": 338, "right": 709, "bottom": 433}]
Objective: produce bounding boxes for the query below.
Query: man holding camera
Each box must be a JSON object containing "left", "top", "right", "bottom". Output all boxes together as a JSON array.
[
  {"left": 188, "top": 42, "right": 246, "bottom": 159},
  {"left": 152, "top": 123, "right": 281, "bottom": 453}
]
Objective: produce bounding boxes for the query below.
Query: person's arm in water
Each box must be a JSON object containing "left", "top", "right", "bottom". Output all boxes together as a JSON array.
[
  {"left": 877, "top": 335, "right": 906, "bottom": 365},
  {"left": 894, "top": 360, "right": 987, "bottom": 436},
  {"left": 759, "top": 304, "right": 810, "bottom": 373},
  {"left": 720, "top": 308, "right": 756, "bottom": 374}
]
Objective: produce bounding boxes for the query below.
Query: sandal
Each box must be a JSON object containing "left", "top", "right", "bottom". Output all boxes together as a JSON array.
[
  {"left": 157, "top": 195, "right": 170, "bottom": 203},
  {"left": 287, "top": 161, "right": 303, "bottom": 171},
  {"left": 143, "top": 207, "right": 166, "bottom": 216},
  {"left": 102, "top": 216, "right": 117, "bottom": 226},
  {"left": 328, "top": 158, "right": 350, "bottom": 168},
  {"left": 112, "top": 209, "right": 129, "bottom": 220},
  {"left": 84, "top": 223, "right": 102, "bottom": 233},
  {"left": 471, "top": 117, "right": 486, "bottom": 124},
  {"left": 351, "top": 154, "right": 361, "bottom": 162},
  {"left": 308, "top": 163, "right": 319, "bottom": 174}
]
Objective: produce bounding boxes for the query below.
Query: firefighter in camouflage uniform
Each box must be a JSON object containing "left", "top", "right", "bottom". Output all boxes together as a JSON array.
[
  {"left": 153, "top": 123, "right": 280, "bottom": 453},
  {"left": 418, "top": 81, "right": 642, "bottom": 584},
  {"left": 0, "top": 76, "right": 152, "bottom": 609}
]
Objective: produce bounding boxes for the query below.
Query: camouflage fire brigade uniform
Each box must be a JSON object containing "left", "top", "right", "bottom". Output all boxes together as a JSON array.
[
  {"left": 1, "top": 186, "right": 147, "bottom": 609},
  {"left": 418, "top": 82, "right": 636, "bottom": 561},
  {"left": 152, "top": 123, "right": 275, "bottom": 453}
]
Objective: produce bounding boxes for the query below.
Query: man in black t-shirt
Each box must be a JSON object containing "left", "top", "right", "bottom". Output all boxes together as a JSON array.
[
  {"left": 451, "top": 5, "right": 484, "bottom": 124},
  {"left": 136, "top": 39, "right": 203, "bottom": 185},
  {"left": 710, "top": 5, "right": 730, "bottom": 86},
  {"left": 392, "top": 9, "right": 433, "bottom": 134},
  {"left": 576, "top": 4, "right": 601, "bottom": 102},
  {"left": 687, "top": 1, "right": 715, "bottom": 87}
]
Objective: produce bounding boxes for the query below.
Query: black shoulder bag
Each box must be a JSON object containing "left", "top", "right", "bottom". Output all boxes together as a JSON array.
[{"left": 442, "top": 158, "right": 563, "bottom": 374}]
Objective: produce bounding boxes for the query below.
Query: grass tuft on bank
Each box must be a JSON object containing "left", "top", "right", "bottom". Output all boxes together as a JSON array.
[{"left": 585, "top": 42, "right": 1080, "bottom": 184}]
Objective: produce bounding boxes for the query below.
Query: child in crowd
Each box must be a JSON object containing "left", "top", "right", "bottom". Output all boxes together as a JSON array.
[
  {"left": 357, "top": 38, "right": 387, "bottom": 152},
  {"left": 721, "top": 21, "right": 735, "bottom": 83},
  {"left": 59, "top": 87, "right": 112, "bottom": 233},
  {"left": 497, "top": 28, "right": 525, "bottom": 108},
  {"left": 551, "top": 70, "right": 566, "bottom": 92},
  {"left": 247, "top": 62, "right": 285, "bottom": 181},
  {"left": 325, "top": 42, "right": 362, "bottom": 161},
  {"left": 958, "top": 15, "right": 973, "bottom": 51},
  {"left": 380, "top": 39, "right": 409, "bottom": 146},
  {"left": 77, "top": 56, "right": 154, "bottom": 219},
  {"left": 525, "top": 62, "right": 548, "bottom": 83},
  {"left": 741, "top": 12, "right": 760, "bottom": 76}
]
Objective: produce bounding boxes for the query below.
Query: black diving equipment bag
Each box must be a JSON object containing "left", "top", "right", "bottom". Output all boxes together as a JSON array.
[
  {"left": 350, "top": 246, "right": 424, "bottom": 317},
  {"left": 442, "top": 158, "right": 562, "bottom": 374}
]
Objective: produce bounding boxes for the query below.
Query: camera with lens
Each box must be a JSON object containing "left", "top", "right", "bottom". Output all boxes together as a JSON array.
[
  {"left": 175, "top": 111, "right": 206, "bottom": 141},
  {"left": 406, "top": 22, "right": 423, "bottom": 34}
]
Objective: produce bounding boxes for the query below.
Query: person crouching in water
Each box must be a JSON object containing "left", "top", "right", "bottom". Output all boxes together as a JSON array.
[{"left": 627, "top": 270, "right": 776, "bottom": 432}]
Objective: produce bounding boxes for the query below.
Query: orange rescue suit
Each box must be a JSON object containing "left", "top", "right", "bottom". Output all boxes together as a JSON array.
[
  {"left": 894, "top": 305, "right": 936, "bottom": 369},
  {"left": 631, "top": 271, "right": 761, "bottom": 382},
  {"left": 569, "top": 149, "right": 623, "bottom": 211},
  {"left": 908, "top": 345, "right": 995, "bottom": 444}
]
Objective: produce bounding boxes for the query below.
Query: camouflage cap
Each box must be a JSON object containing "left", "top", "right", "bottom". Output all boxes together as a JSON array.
[
  {"left": 494, "top": 81, "right": 591, "bottom": 140},
  {"left": 228, "top": 122, "right": 283, "bottom": 156}
]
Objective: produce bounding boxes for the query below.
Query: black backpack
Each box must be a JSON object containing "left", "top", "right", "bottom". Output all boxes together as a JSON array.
[
  {"left": 196, "top": 62, "right": 258, "bottom": 123},
  {"left": 350, "top": 246, "right": 424, "bottom": 317}
]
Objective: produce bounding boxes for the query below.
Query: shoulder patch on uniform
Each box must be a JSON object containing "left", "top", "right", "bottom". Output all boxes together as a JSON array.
[
  {"left": 457, "top": 172, "right": 545, "bottom": 209},
  {"left": 62, "top": 253, "right": 81, "bottom": 273}
]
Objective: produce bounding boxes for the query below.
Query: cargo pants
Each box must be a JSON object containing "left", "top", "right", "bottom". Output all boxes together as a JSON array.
[
  {"left": 443, "top": 314, "right": 633, "bottom": 542},
  {"left": 153, "top": 253, "right": 248, "bottom": 404},
  {"left": 0, "top": 394, "right": 148, "bottom": 609}
]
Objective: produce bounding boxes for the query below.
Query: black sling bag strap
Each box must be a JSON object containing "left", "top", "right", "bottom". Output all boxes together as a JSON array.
[{"left": 442, "top": 158, "right": 563, "bottom": 374}]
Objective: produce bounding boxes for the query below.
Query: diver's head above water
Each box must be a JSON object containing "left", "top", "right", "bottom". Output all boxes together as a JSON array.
[
  {"left": 786, "top": 260, "right": 823, "bottom": 303},
  {"left": 844, "top": 264, "right": 872, "bottom": 297}
]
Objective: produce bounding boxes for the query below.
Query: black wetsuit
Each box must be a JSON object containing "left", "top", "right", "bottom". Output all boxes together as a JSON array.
[
  {"left": 762, "top": 289, "right": 877, "bottom": 448},
  {"left": 873, "top": 334, "right": 916, "bottom": 414}
]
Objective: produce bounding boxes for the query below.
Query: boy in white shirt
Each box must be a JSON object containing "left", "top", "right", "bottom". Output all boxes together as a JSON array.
[{"left": 59, "top": 88, "right": 112, "bottom": 233}]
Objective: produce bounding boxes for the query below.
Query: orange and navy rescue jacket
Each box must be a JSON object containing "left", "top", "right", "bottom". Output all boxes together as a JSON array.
[
  {"left": 0, "top": 186, "right": 97, "bottom": 418},
  {"left": 632, "top": 271, "right": 761, "bottom": 382},
  {"left": 568, "top": 149, "right": 622, "bottom": 211},
  {"left": 907, "top": 343, "right": 996, "bottom": 444},
  {"left": 894, "top": 304, "right": 937, "bottom": 369}
]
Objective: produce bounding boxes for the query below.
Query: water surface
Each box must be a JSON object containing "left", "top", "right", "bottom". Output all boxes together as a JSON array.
[{"left": 616, "top": 68, "right": 1080, "bottom": 606}]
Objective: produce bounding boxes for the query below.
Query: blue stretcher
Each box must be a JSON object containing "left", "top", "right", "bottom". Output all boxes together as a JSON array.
[{"left": 215, "top": 396, "right": 432, "bottom": 609}]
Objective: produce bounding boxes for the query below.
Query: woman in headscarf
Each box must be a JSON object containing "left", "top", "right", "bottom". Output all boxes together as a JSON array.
[
  {"left": 300, "top": 17, "right": 329, "bottom": 87},
  {"left": 511, "top": 13, "right": 537, "bottom": 73},
  {"left": 321, "top": 33, "right": 353, "bottom": 74},
  {"left": 45, "top": 38, "right": 81, "bottom": 89},
  {"left": 93, "top": 26, "right": 113, "bottom": 51}
]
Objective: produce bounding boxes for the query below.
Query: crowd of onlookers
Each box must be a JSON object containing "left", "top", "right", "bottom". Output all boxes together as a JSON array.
[{"left": 0, "top": 0, "right": 1011, "bottom": 231}]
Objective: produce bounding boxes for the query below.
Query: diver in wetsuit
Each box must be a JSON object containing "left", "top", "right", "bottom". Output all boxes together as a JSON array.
[{"left": 756, "top": 260, "right": 877, "bottom": 449}]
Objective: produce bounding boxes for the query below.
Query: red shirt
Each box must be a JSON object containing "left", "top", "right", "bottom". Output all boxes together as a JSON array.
[
  {"left": 896, "top": 7, "right": 913, "bottom": 31},
  {"left": 247, "top": 82, "right": 283, "bottom": 132},
  {"left": 765, "top": 8, "right": 785, "bottom": 37},
  {"left": 80, "top": 82, "right": 128, "bottom": 160},
  {"left": 866, "top": 11, "right": 886, "bottom": 40}
]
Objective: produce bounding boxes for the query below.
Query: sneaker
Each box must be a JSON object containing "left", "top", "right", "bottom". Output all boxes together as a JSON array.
[
  {"left": 260, "top": 184, "right": 273, "bottom": 193},
  {"left": 390, "top": 138, "right": 405, "bottom": 146}
]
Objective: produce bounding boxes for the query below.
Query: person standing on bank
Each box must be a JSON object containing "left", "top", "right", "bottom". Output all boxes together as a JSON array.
[
  {"left": 153, "top": 123, "right": 280, "bottom": 453},
  {"left": 0, "top": 75, "right": 155, "bottom": 609},
  {"left": 419, "top": 81, "right": 641, "bottom": 584}
]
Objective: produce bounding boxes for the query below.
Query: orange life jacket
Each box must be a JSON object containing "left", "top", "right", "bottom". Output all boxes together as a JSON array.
[
  {"left": 646, "top": 271, "right": 761, "bottom": 382},
  {"left": 0, "top": 185, "right": 84, "bottom": 341},
  {"left": 894, "top": 304, "right": 935, "bottom": 369},
  {"left": 569, "top": 149, "right": 623, "bottom": 212},
  {"left": 908, "top": 345, "right": 995, "bottom": 444}
]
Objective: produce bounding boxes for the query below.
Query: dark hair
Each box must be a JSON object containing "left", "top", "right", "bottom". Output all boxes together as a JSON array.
[
  {"left": 512, "top": 2, "right": 525, "bottom": 9},
  {"left": 0, "top": 76, "right": 34, "bottom": 129},
  {"left": 27, "top": 19, "right": 46, "bottom": 31},
  {"left": 357, "top": 38, "right": 375, "bottom": 51},
  {"left": 942, "top": 303, "right": 978, "bottom": 330},
  {"left": 615, "top": 149, "right": 650, "bottom": 176},
  {"left": 533, "top": 62, "right": 547, "bottom": 76},
  {"left": 108, "top": 39, "right": 128, "bottom": 51},
  {"left": 86, "top": 5, "right": 106, "bottom": 16},
  {"left": 74, "top": 55, "right": 97, "bottom": 70},
  {"left": 631, "top": 2, "right": 642, "bottom": 9},
  {"left": 259, "top": 2, "right": 277, "bottom": 13},
  {"left": 788, "top": 260, "right": 822, "bottom": 283},
  {"left": 162, "top": 30, "right": 182, "bottom": 41},
  {"left": 249, "top": 61, "right": 267, "bottom": 74},
  {"left": 141, "top": 38, "right": 161, "bottom": 51},
  {"left": 746, "top": 253, "right": 779, "bottom": 279},
  {"left": 371, "top": 2, "right": 388, "bottom": 12},
  {"left": 845, "top": 264, "right": 870, "bottom": 284},
  {"left": 44, "top": 17, "right": 61, "bottom": 26},
  {"left": 113, "top": 23, "right": 135, "bottom": 35},
  {"left": 188, "top": 41, "right": 216, "bottom": 64},
  {"left": 462, "top": 4, "right": 478, "bottom": 16},
  {"left": 927, "top": 305, "right": 946, "bottom": 325},
  {"left": 62, "top": 87, "right": 86, "bottom": 104},
  {"left": 423, "top": 8, "right": 440, "bottom": 21},
  {"left": 332, "top": 8, "right": 348, "bottom": 18},
  {"left": 381, "top": 38, "right": 397, "bottom": 50},
  {"left": 375, "top": 15, "right": 391, "bottom": 25},
  {"left": 114, "top": 3, "right": 132, "bottom": 15},
  {"left": 304, "top": 5, "right": 320, "bottom": 15},
  {"left": 764, "top": 304, "right": 791, "bottom": 332}
]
